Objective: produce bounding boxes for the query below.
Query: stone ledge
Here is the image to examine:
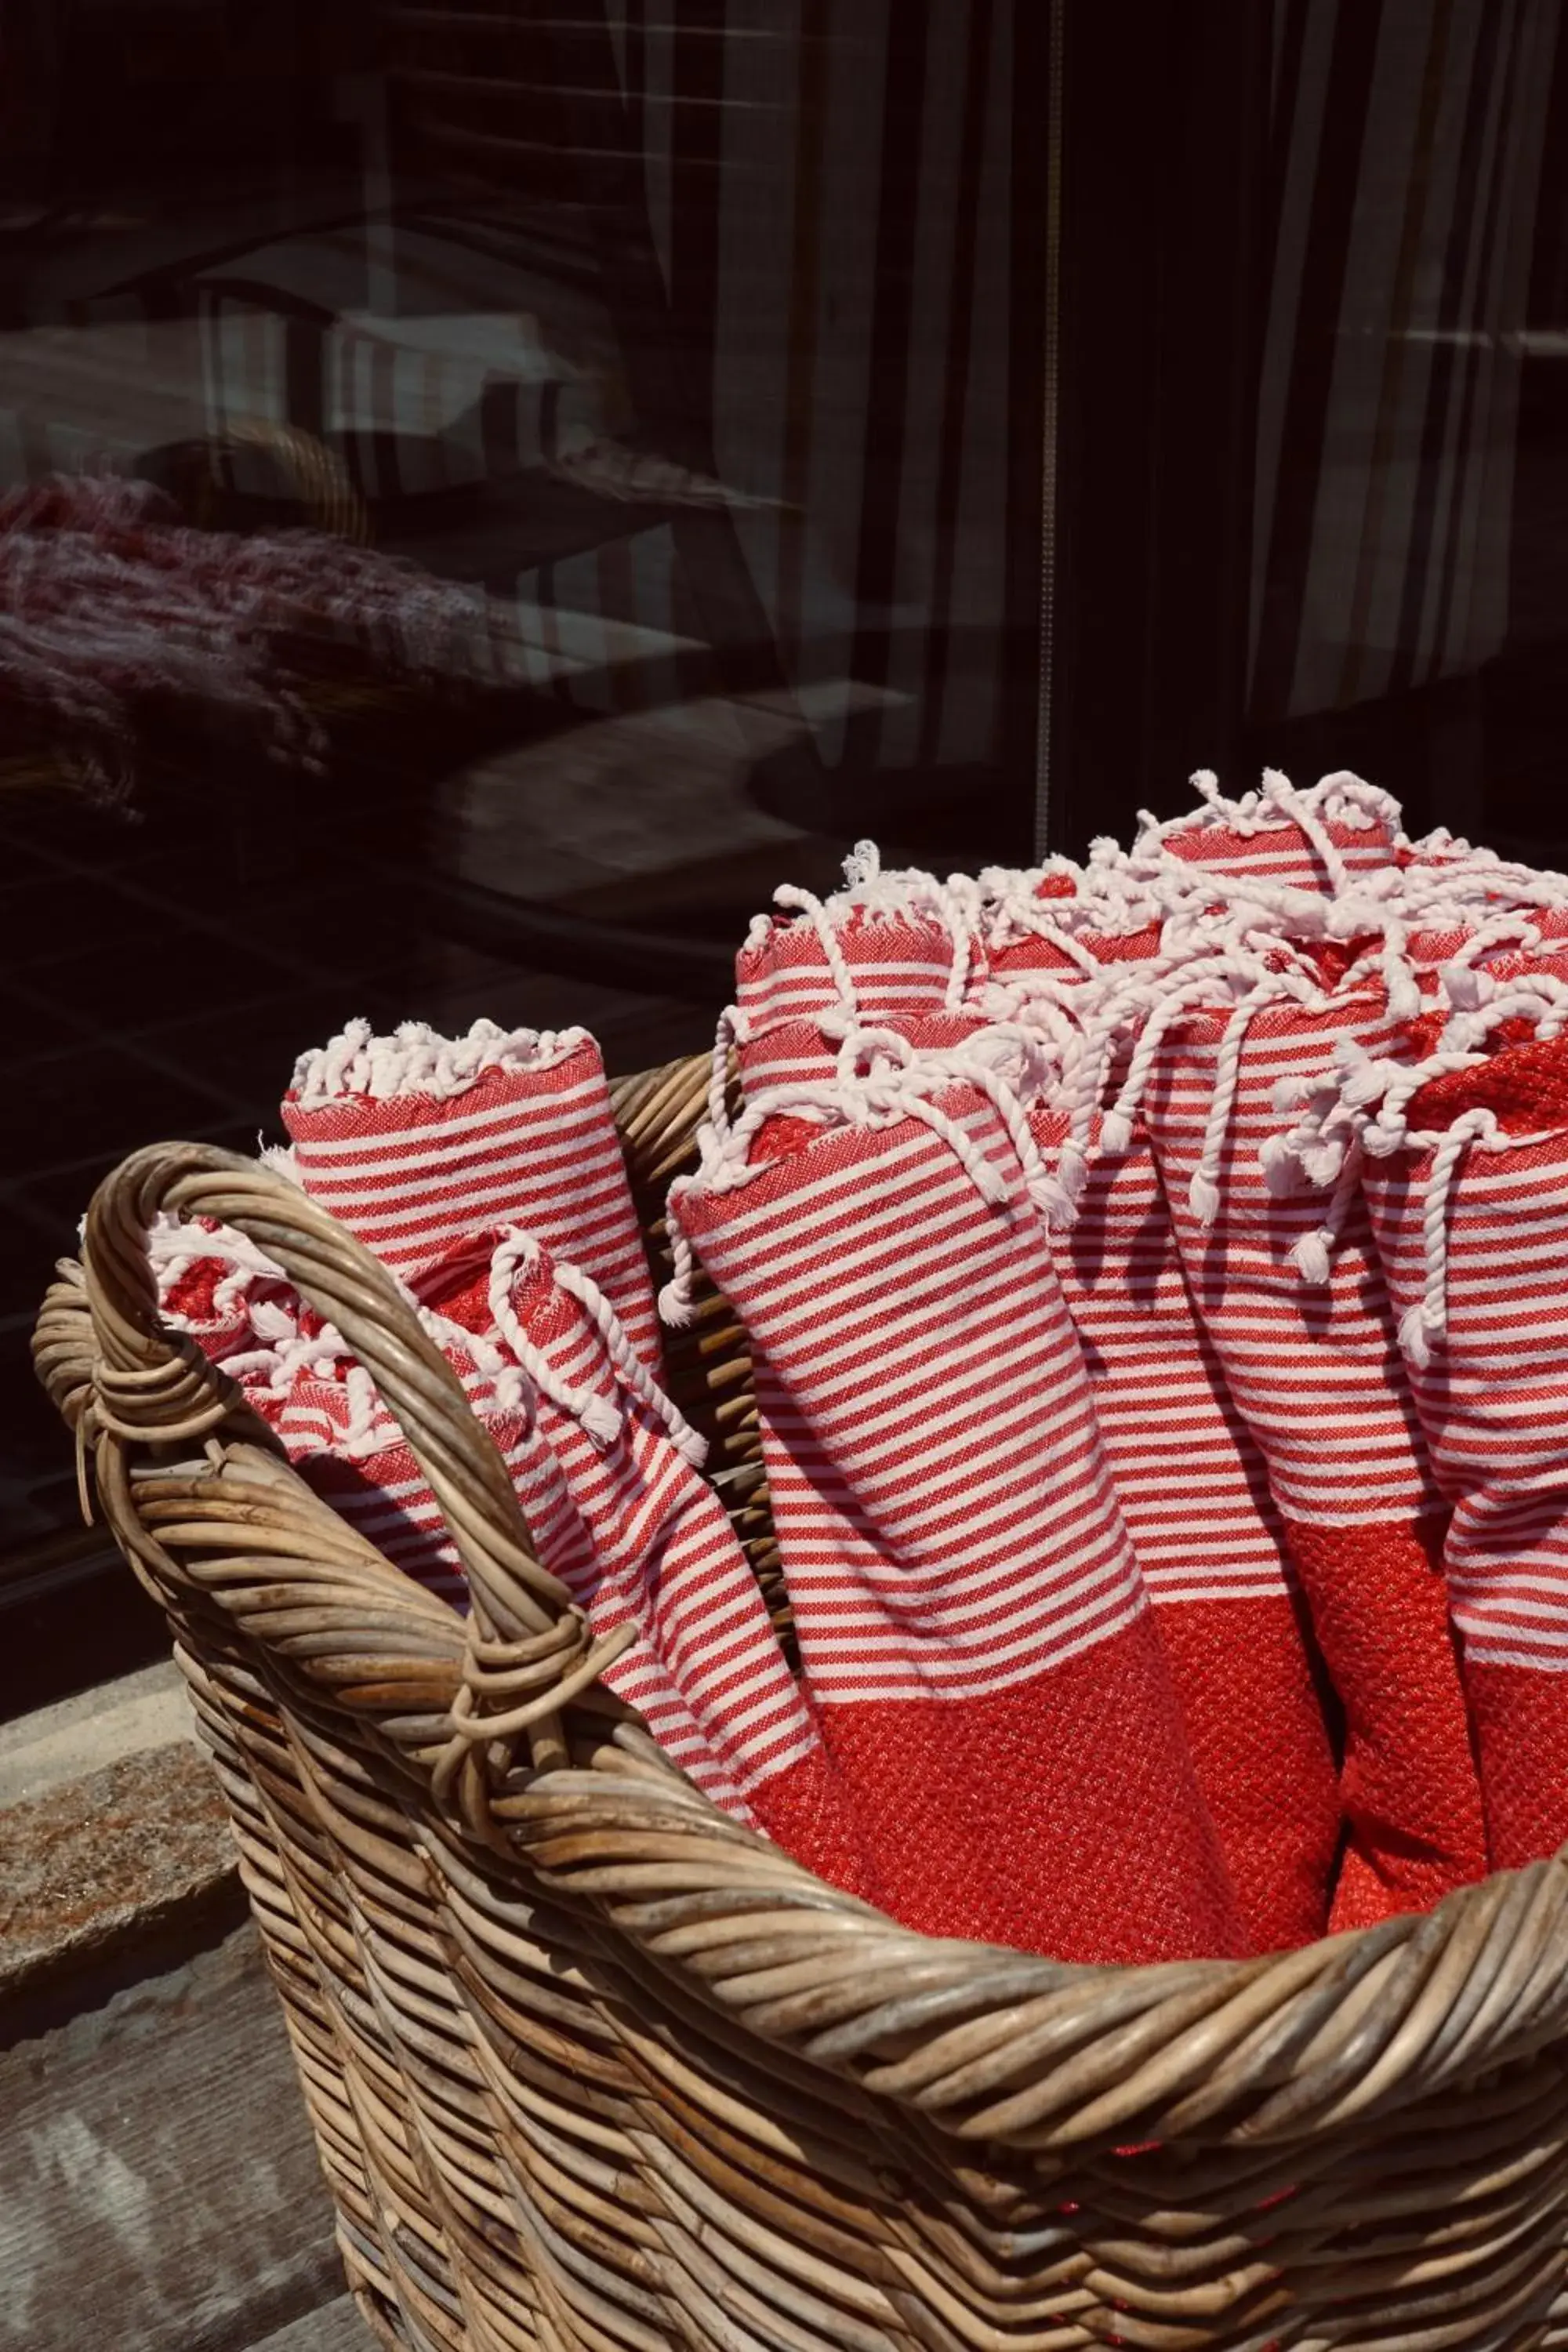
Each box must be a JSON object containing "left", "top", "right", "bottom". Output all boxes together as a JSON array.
[
  {"left": 0, "top": 1658, "right": 196, "bottom": 1809},
  {"left": 0, "top": 1738, "right": 241, "bottom": 2008}
]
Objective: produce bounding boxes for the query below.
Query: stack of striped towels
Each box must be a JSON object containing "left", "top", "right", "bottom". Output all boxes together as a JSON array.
[{"left": 155, "top": 769, "right": 1568, "bottom": 1964}]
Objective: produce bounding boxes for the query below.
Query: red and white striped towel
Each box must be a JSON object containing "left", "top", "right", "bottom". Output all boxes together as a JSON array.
[
  {"left": 1115, "top": 956, "right": 1487, "bottom": 1929},
  {"left": 212, "top": 1221, "right": 881, "bottom": 1892},
  {"left": 281, "top": 1020, "right": 661, "bottom": 1373},
  {"left": 1286, "top": 993, "right": 1568, "bottom": 1870},
  {"left": 732, "top": 849, "right": 984, "bottom": 1094},
  {"left": 969, "top": 880, "right": 1341, "bottom": 1947},
  {"left": 1029, "top": 1095, "right": 1340, "bottom": 1950},
  {"left": 1131, "top": 769, "right": 1403, "bottom": 897},
  {"left": 666, "top": 1063, "right": 1247, "bottom": 1964}
]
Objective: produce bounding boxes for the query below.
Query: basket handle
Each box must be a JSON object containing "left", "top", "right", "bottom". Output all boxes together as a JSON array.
[{"left": 79, "top": 1140, "right": 630, "bottom": 1795}]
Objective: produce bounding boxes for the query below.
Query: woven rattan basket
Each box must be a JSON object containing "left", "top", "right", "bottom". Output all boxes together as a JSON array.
[{"left": 31, "top": 1051, "right": 1568, "bottom": 2352}]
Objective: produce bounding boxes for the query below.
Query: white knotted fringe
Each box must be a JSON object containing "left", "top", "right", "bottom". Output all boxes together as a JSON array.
[
  {"left": 1289, "top": 1147, "right": 1363, "bottom": 1287},
  {"left": 258, "top": 1143, "right": 305, "bottom": 1188},
  {"left": 840, "top": 839, "right": 881, "bottom": 892},
  {"left": 659, "top": 1027, "right": 1063, "bottom": 1326},
  {"left": 1093, "top": 952, "right": 1310, "bottom": 1163},
  {"left": 219, "top": 1312, "right": 358, "bottom": 1404},
  {"left": 658, "top": 1219, "right": 703, "bottom": 1332},
  {"left": 552, "top": 1257, "right": 707, "bottom": 1468},
  {"left": 1265, "top": 990, "right": 1568, "bottom": 1354},
  {"left": 708, "top": 1002, "right": 750, "bottom": 1138},
  {"left": 835, "top": 1019, "right": 1075, "bottom": 1223},
  {"left": 1399, "top": 828, "right": 1568, "bottom": 910},
  {"left": 1397, "top": 1110, "right": 1497, "bottom": 1370},
  {"left": 291, "top": 1018, "right": 584, "bottom": 1108},
  {"left": 1190, "top": 989, "right": 1287, "bottom": 1226},
  {"left": 1312, "top": 768, "right": 1405, "bottom": 835},
  {"left": 971, "top": 978, "right": 1093, "bottom": 1109},
  {"left": 1443, "top": 978, "right": 1568, "bottom": 1054},
  {"left": 486, "top": 1228, "right": 623, "bottom": 1449},
  {"left": 1438, "top": 919, "right": 1543, "bottom": 1010}
]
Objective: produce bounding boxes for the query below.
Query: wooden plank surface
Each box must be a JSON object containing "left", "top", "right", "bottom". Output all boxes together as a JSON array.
[
  {"left": 0, "top": 1921, "right": 371, "bottom": 2352},
  {"left": 1, "top": 1738, "right": 238, "bottom": 2004},
  {"left": 255, "top": 2297, "right": 376, "bottom": 2352}
]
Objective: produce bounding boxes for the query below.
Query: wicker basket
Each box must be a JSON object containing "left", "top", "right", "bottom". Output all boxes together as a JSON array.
[{"left": 31, "top": 1051, "right": 1568, "bottom": 2352}]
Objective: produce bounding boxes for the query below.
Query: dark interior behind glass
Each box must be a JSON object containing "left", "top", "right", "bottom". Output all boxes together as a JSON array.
[{"left": 2, "top": 0, "right": 1564, "bottom": 1700}]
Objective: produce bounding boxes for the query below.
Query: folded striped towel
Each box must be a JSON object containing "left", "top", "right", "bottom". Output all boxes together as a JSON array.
[
  {"left": 1131, "top": 768, "right": 1403, "bottom": 897},
  {"left": 1097, "top": 897, "right": 1487, "bottom": 1931},
  {"left": 974, "top": 877, "right": 1341, "bottom": 1948},
  {"left": 203, "top": 1214, "right": 882, "bottom": 1891},
  {"left": 731, "top": 848, "right": 982, "bottom": 1094},
  {"left": 665, "top": 1053, "right": 1247, "bottom": 1964},
  {"left": 281, "top": 1020, "right": 662, "bottom": 1372},
  {"left": 1283, "top": 985, "right": 1568, "bottom": 1871},
  {"left": 728, "top": 849, "right": 1340, "bottom": 1946}
]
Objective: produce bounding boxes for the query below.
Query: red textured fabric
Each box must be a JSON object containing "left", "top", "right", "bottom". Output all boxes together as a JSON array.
[
  {"left": 670, "top": 1082, "right": 1247, "bottom": 1963},
  {"left": 1407, "top": 1033, "right": 1568, "bottom": 1132},
  {"left": 1460, "top": 1664, "right": 1568, "bottom": 1871},
  {"left": 1152, "top": 1597, "right": 1338, "bottom": 1938},
  {"left": 1280, "top": 1515, "right": 1481, "bottom": 1927},
  {"left": 1134, "top": 987, "right": 1487, "bottom": 1926},
  {"left": 281, "top": 1020, "right": 661, "bottom": 1370}
]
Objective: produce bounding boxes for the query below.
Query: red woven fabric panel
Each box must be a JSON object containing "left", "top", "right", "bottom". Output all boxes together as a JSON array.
[
  {"left": 1152, "top": 1596, "right": 1340, "bottom": 1944},
  {"left": 1407, "top": 1032, "right": 1568, "bottom": 1132},
  {"left": 1459, "top": 1664, "right": 1568, "bottom": 1871},
  {"left": 672, "top": 1087, "right": 1246, "bottom": 1962},
  {"left": 1282, "top": 1515, "right": 1484, "bottom": 1928}
]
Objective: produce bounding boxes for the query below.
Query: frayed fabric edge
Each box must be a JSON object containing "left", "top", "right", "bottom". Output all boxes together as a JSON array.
[{"left": 289, "top": 1017, "right": 592, "bottom": 1109}]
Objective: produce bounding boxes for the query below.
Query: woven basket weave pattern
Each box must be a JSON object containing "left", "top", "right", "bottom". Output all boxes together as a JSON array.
[{"left": 31, "top": 1051, "right": 1568, "bottom": 2352}]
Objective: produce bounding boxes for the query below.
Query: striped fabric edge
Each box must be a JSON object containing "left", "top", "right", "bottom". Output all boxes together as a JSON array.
[
  {"left": 1140, "top": 1010, "right": 1441, "bottom": 1526},
  {"left": 1364, "top": 1138, "right": 1568, "bottom": 1671}
]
